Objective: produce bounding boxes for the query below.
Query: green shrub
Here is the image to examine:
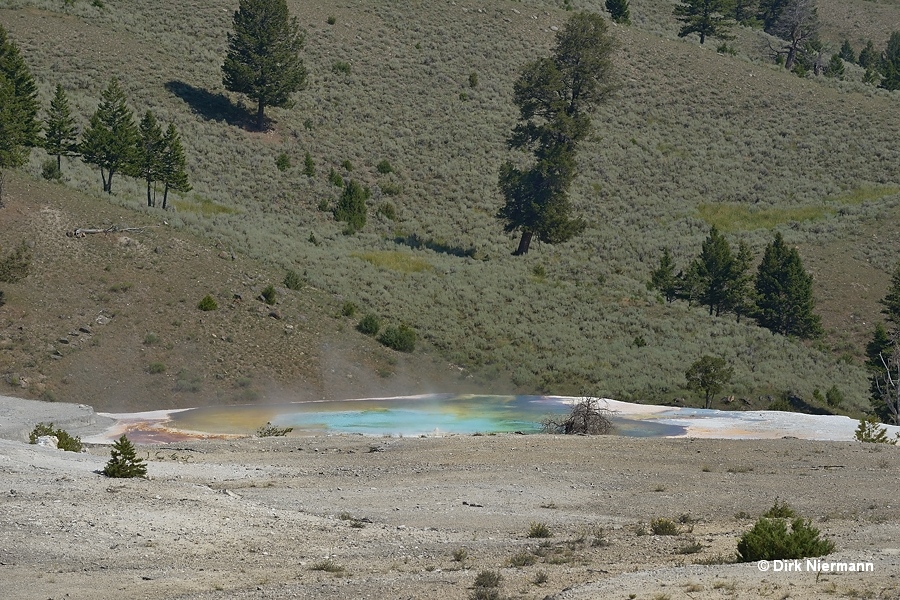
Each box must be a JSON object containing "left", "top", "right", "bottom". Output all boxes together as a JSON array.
[
  {"left": 257, "top": 422, "right": 293, "bottom": 437},
  {"left": 341, "top": 159, "right": 353, "bottom": 171},
  {"left": 332, "top": 60, "right": 351, "bottom": 75},
  {"left": 376, "top": 159, "right": 393, "bottom": 174},
  {"left": 326, "top": 15, "right": 336, "bottom": 25},
  {"left": 143, "top": 332, "right": 160, "bottom": 345},
  {"left": 341, "top": 300, "right": 357, "bottom": 317},
  {"left": 275, "top": 152, "right": 291, "bottom": 171},
  {"left": 303, "top": 151, "right": 315, "bottom": 177},
  {"left": 261, "top": 284, "right": 277, "bottom": 305},
  {"left": 452, "top": 548, "right": 469, "bottom": 562},
  {"left": 197, "top": 295, "right": 218, "bottom": 311},
  {"left": 527, "top": 522, "right": 552, "bottom": 538},
  {"left": 357, "top": 313, "right": 381, "bottom": 336},
  {"left": 284, "top": 270, "right": 304, "bottom": 290},
  {"left": 41, "top": 159, "right": 61, "bottom": 181},
  {"left": 825, "top": 385, "right": 844, "bottom": 408},
  {"left": 378, "top": 324, "right": 416, "bottom": 352},
  {"left": 29, "top": 422, "right": 83, "bottom": 452},
  {"left": 651, "top": 517, "right": 680, "bottom": 535},
  {"left": 148, "top": 362, "right": 166, "bottom": 374},
  {"left": 736, "top": 517, "right": 835, "bottom": 562},
  {"left": 102, "top": 435, "right": 147, "bottom": 478},
  {"left": 468, "top": 72, "right": 478, "bottom": 88},
  {"left": 328, "top": 168, "right": 343, "bottom": 188}
]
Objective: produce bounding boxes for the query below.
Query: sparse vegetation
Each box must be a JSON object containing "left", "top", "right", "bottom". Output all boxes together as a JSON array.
[
  {"left": 541, "top": 396, "right": 613, "bottom": 435},
  {"left": 650, "top": 517, "right": 680, "bottom": 536},
  {"left": 256, "top": 422, "right": 293, "bottom": 437},
  {"left": 527, "top": 522, "right": 552, "bottom": 538}
]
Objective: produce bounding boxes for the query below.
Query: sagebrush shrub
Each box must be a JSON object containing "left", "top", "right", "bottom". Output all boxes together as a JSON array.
[
  {"left": 527, "top": 521, "right": 552, "bottom": 538},
  {"left": 378, "top": 324, "right": 416, "bottom": 352},
  {"left": 284, "top": 270, "right": 304, "bottom": 290},
  {"left": 261, "top": 284, "right": 277, "bottom": 305}
]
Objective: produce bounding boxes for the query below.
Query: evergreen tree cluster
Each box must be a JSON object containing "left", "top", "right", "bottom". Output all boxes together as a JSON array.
[
  {"left": 79, "top": 78, "right": 191, "bottom": 206},
  {"left": 835, "top": 34, "right": 900, "bottom": 89},
  {"left": 650, "top": 229, "right": 822, "bottom": 339}
]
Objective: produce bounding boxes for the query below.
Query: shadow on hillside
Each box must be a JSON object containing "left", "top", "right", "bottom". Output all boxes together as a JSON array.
[
  {"left": 393, "top": 233, "right": 477, "bottom": 259},
  {"left": 165, "top": 80, "right": 253, "bottom": 129}
]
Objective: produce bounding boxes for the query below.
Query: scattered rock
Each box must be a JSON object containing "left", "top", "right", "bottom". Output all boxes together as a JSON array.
[{"left": 36, "top": 435, "right": 58, "bottom": 449}]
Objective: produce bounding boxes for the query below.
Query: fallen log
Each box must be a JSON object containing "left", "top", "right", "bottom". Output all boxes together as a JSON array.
[{"left": 66, "top": 226, "right": 149, "bottom": 238}]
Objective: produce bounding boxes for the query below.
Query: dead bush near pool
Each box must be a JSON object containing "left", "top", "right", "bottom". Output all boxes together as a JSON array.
[{"left": 542, "top": 397, "right": 613, "bottom": 435}]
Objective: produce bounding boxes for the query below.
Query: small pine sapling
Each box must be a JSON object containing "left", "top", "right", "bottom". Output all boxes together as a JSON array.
[{"left": 103, "top": 434, "right": 147, "bottom": 478}]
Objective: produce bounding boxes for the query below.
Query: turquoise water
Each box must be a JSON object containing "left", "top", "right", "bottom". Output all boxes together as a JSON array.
[{"left": 168, "top": 394, "right": 687, "bottom": 437}]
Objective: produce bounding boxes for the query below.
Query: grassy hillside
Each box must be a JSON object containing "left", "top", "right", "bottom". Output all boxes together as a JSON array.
[{"left": 2, "top": 0, "right": 899, "bottom": 413}]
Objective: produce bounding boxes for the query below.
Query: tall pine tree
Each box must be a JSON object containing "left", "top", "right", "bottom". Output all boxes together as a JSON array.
[
  {"left": 135, "top": 110, "right": 165, "bottom": 207},
  {"left": 497, "top": 12, "right": 615, "bottom": 255},
  {"left": 222, "top": 0, "right": 307, "bottom": 130},
  {"left": 673, "top": 0, "right": 735, "bottom": 45},
  {"left": 0, "top": 25, "right": 40, "bottom": 206},
  {"left": 80, "top": 78, "right": 138, "bottom": 194},
  {"left": 753, "top": 232, "right": 822, "bottom": 338},
  {"left": 684, "top": 227, "right": 749, "bottom": 317},
  {"left": 43, "top": 84, "right": 79, "bottom": 172},
  {"left": 879, "top": 31, "right": 900, "bottom": 91},
  {"left": 868, "top": 263, "right": 900, "bottom": 425},
  {"left": 160, "top": 123, "right": 191, "bottom": 210}
]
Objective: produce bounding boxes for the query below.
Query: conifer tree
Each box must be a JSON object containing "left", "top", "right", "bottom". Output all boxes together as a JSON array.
[
  {"left": 43, "top": 84, "right": 79, "bottom": 173},
  {"left": 159, "top": 123, "right": 191, "bottom": 210},
  {"left": 222, "top": 0, "right": 307, "bottom": 130},
  {"left": 334, "top": 180, "right": 369, "bottom": 234},
  {"left": 303, "top": 151, "right": 315, "bottom": 177},
  {"left": 135, "top": 111, "right": 165, "bottom": 207},
  {"left": 0, "top": 25, "right": 40, "bottom": 206},
  {"left": 497, "top": 12, "right": 615, "bottom": 255},
  {"left": 102, "top": 435, "right": 147, "bottom": 478},
  {"left": 685, "top": 227, "right": 749, "bottom": 317},
  {"left": 823, "top": 53, "right": 845, "bottom": 79},
  {"left": 606, "top": 0, "right": 631, "bottom": 25},
  {"left": 879, "top": 31, "right": 900, "bottom": 91},
  {"left": 673, "top": 0, "right": 735, "bottom": 45},
  {"left": 857, "top": 40, "right": 878, "bottom": 70},
  {"left": 80, "top": 78, "right": 138, "bottom": 194},
  {"left": 757, "top": 0, "right": 790, "bottom": 32},
  {"left": 650, "top": 248, "right": 678, "bottom": 303},
  {"left": 753, "top": 232, "right": 822, "bottom": 338},
  {"left": 770, "top": 0, "right": 820, "bottom": 71},
  {"left": 838, "top": 39, "right": 856, "bottom": 63}
]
